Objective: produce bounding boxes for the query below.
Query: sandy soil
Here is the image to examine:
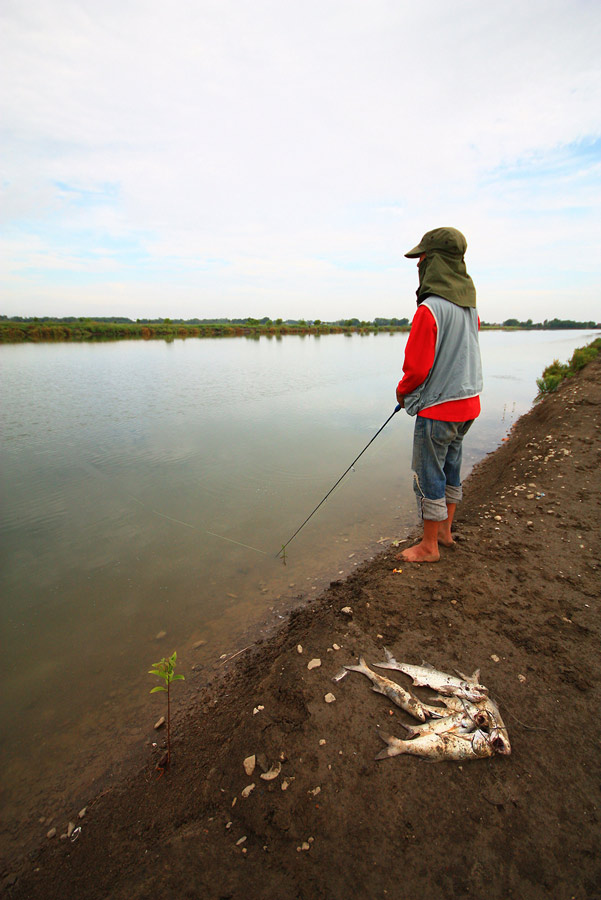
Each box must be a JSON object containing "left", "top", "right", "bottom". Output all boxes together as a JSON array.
[{"left": 3, "top": 357, "right": 600, "bottom": 900}]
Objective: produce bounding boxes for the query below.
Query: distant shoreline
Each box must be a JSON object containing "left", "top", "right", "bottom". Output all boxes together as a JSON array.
[{"left": 1, "top": 319, "right": 598, "bottom": 344}]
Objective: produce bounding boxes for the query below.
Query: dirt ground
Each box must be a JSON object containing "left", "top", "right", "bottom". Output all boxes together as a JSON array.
[{"left": 3, "top": 357, "right": 601, "bottom": 900}]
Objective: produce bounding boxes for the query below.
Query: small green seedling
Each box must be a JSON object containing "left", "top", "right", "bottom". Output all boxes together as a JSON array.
[{"left": 149, "top": 650, "right": 185, "bottom": 768}]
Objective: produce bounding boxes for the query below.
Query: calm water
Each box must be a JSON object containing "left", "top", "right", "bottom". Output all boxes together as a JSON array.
[{"left": 0, "top": 330, "right": 595, "bottom": 842}]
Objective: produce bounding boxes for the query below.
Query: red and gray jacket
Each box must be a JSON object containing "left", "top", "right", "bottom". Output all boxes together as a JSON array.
[{"left": 397, "top": 295, "right": 482, "bottom": 421}]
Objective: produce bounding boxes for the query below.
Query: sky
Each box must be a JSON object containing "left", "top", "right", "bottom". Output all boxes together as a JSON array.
[{"left": 1, "top": 0, "right": 600, "bottom": 323}]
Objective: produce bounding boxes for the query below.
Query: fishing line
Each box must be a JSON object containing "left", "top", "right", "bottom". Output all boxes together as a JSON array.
[
  {"left": 129, "top": 492, "right": 267, "bottom": 555},
  {"left": 278, "top": 404, "right": 401, "bottom": 558},
  {"left": 205, "top": 531, "right": 267, "bottom": 555}
]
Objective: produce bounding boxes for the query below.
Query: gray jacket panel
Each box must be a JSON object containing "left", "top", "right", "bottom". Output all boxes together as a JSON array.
[{"left": 403, "top": 296, "right": 483, "bottom": 417}]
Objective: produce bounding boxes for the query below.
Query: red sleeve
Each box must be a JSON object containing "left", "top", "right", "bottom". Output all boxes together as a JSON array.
[{"left": 396, "top": 305, "right": 437, "bottom": 396}]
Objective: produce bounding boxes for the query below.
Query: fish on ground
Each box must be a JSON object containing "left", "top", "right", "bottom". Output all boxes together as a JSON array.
[
  {"left": 376, "top": 728, "right": 495, "bottom": 761},
  {"left": 373, "top": 649, "right": 489, "bottom": 702},
  {"left": 475, "top": 695, "right": 511, "bottom": 755},
  {"left": 344, "top": 657, "right": 430, "bottom": 722},
  {"left": 398, "top": 708, "right": 477, "bottom": 739}
]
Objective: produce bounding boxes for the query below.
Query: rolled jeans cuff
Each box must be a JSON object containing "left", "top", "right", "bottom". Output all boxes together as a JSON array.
[
  {"left": 445, "top": 484, "right": 462, "bottom": 503},
  {"left": 420, "top": 496, "right": 448, "bottom": 522}
]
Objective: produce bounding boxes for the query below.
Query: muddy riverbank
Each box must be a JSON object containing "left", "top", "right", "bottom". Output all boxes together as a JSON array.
[{"left": 3, "top": 357, "right": 600, "bottom": 899}]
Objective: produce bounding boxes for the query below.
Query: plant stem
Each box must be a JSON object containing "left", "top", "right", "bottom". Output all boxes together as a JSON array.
[{"left": 167, "top": 681, "right": 171, "bottom": 767}]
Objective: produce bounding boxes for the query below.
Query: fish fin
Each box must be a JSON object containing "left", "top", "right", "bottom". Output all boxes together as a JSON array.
[
  {"left": 375, "top": 747, "right": 395, "bottom": 760},
  {"left": 454, "top": 667, "right": 481, "bottom": 684},
  {"left": 371, "top": 683, "right": 387, "bottom": 696},
  {"left": 398, "top": 722, "right": 418, "bottom": 737},
  {"left": 375, "top": 730, "right": 401, "bottom": 756},
  {"left": 372, "top": 649, "right": 397, "bottom": 670},
  {"left": 344, "top": 657, "right": 368, "bottom": 674}
]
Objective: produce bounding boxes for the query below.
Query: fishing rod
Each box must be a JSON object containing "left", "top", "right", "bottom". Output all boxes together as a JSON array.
[{"left": 277, "top": 403, "right": 402, "bottom": 560}]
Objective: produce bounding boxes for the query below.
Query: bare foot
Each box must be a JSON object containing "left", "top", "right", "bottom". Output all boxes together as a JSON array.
[
  {"left": 437, "top": 524, "right": 455, "bottom": 547},
  {"left": 397, "top": 542, "right": 440, "bottom": 563}
]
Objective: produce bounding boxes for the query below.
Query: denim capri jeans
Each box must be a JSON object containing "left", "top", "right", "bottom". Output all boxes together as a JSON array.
[{"left": 411, "top": 417, "right": 474, "bottom": 521}]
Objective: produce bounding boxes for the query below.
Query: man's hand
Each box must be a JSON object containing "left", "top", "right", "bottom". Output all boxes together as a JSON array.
[{"left": 395, "top": 389, "right": 405, "bottom": 408}]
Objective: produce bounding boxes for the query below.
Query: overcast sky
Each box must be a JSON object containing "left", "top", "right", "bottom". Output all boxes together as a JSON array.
[{"left": 2, "top": 0, "right": 600, "bottom": 322}]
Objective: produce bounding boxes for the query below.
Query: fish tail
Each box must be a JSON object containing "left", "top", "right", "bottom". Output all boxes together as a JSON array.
[
  {"left": 344, "top": 656, "right": 370, "bottom": 675},
  {"left": 373, "top": 647, "right": 398, "bottom": 670},
  {"left": 375, "top": 730, "right": 403, "bottom": 759}
]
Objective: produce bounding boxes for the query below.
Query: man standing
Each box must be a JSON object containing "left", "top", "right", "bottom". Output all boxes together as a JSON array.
[{"left": 396, "top": 227, "right": 482, "bottom": 562}]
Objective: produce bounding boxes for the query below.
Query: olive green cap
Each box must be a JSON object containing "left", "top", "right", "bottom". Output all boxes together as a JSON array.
[{"left": 405, "top": 227, "right": 468, "bottom": 259}]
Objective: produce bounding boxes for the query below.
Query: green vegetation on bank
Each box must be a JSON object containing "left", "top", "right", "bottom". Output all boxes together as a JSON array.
[
  {"left": 536, "top": 336, "right": 601, "bottom": 397},
  {"left": 0, "top": 314, "right": 598, "bottom": 344},
  {"left": 0, "top": 317, "right": 411, "bottom": 343}
]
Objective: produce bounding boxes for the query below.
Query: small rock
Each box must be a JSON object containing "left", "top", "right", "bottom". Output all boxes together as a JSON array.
[
  {"left": 243, "top": 755, "right": 256, "bottom": 776},
  {"left": 301, "top": 841, "right": 311, "bottom": 851},
  {"left": 46, "top": 828, "right": 57, "bottom": 839},
  {"left": 518, "top": 674, "right": 527, "bottom": 683},
  {"left": 340, "top": 607, "right": 353, "bottom": 616},
  {"left": 231, "top": 797, "right": 237, "bottom": 807},
  {"left": 155, "top": 630, "right": 167, "bottom": 640},
  {"left": 67, "top": 821, "right": 76, "bottom": 838},
  {"left": 494, "top": 515, "right": 502, "bottom": 522},
  {"left": 192, "top": 639, "right": 206, "bottom": 649},
  {"left": 241, "top": 784, "right": 255, "bottom": 798},
  {"left": 38, "top": 817, "right": 46, "bottom": 825},
  {"left": 154, "top": 716, "right": 166, "bottom": 730},
  {"left": 260, "top": 762, "right": 281, "bottom": 781},
  {"left": 297, "top": 644, "right": 303, "bottom": 654},
  {"left": 78, "top": 807, "right": 87, "bottom": 819},
  {"left": 309, "top": 786, "right": 321, "bottom": 796},
  {"left": 319, "top": 739, "right": 326, "bottom": 746},
  {"left": 252, "top": 705, "right": 264, "bottom": 715},
  {"left": 324, "top": 693, "right": 336, "bottom": 703},
  {"left": 225, "top": 821, "right": 232, "bottom": 829},
  {"left": 490, "top": 654, "right": 500, "bottom": 663},
  {"left": 307, "top": 658, "right": 321, "bottom": 670},
  {"left": 332, "top": 643, "right": 340, "bottom": 651},
  {"left": 236, "top": 836, "right": 247, "bottom": 846}
]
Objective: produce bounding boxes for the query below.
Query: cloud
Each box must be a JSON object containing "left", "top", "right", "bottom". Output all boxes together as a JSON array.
[{"left": 1, "top": 0, "right": 600, "bottom": 320}]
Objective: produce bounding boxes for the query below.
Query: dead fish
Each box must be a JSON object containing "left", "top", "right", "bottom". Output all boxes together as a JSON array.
[
  {"left": 376, "top": 728, "right": 495, "bottom": 761},
  {"left": 373, "top": 649, "right": 489, "bottom": 702},
  {"left": 418, "top": 696, "right": 475, "bottom": 719},
  {"left": 475, "top": 696, "right": 511, "bottom": 755},
  {"left": 398, "top": 710, "right": 477, "bottom": 739},
  {"left": 344, "top": 657, "right": 428, "bottom": 722}
]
